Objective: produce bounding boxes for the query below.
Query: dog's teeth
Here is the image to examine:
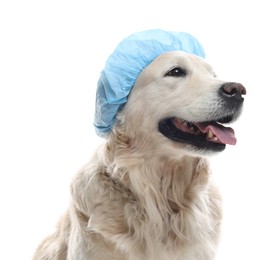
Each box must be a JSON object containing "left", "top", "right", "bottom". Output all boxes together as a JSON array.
[
  {"left": 213, "top": 137, "right": 218, "bottom": 142},
  {"left": 207, "top": 130, "right": 213, "bottom": 139}
]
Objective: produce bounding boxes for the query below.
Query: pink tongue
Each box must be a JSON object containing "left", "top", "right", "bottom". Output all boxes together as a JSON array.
[{"left": 196, "top": 123, "right": 237, "bottom": 145}]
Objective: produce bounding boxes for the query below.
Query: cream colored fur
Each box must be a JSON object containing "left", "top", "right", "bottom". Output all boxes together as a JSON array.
[{"left": 33, "top": 52, "right": 232, "bottom": 260}]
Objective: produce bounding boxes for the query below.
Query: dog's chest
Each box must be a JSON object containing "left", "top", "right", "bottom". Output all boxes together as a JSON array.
[
  {"left": 84, "top": 160, "right": 220, "bottom": 260},
  {"left": 114, "top": 187, "right": 218, "bottom": 260},
  {"left": 126, "top": 233, "right": 211, "bottom": 260}
]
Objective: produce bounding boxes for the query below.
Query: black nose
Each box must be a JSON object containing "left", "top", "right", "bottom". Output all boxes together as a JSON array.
[{"left": 220, "top": 82, "right": 246, "bottom": 100}]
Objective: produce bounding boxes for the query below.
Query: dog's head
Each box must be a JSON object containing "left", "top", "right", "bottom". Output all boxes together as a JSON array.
[{"left": 116, "top": 51, "right": 246, "bottom": 157}]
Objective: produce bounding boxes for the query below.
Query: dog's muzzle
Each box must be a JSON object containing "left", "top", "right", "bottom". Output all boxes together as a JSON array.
[{"left": 158, "top": 82, "right": 246, "bottom": 152}]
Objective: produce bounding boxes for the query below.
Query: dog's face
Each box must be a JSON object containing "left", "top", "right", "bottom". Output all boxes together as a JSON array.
[{"left": 119, "top": 51, "right": 246, "bottom": 156}]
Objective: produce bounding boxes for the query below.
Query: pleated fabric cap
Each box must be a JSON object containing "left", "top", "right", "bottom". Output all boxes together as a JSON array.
[{"left": 94, "top": 29, "right": 205, "bottom": 137}]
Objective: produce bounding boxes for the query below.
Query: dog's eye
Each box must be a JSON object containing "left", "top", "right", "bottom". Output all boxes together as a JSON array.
[{"left": 165, "top": 67, "right": 186, "bottom": 77}]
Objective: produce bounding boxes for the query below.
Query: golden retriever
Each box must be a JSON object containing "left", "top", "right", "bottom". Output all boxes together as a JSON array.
[{"left": 33, "top": 51, "right": 246, "bottom": 260}]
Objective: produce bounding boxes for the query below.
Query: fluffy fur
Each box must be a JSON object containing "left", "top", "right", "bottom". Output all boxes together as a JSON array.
[{"left": 34, "top": 51, "right": 245, "bottom": 260}]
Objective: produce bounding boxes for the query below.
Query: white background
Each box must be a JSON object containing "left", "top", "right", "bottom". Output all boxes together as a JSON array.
[{"left": 0, "top": 1, "right": 278, "bottom": 259}]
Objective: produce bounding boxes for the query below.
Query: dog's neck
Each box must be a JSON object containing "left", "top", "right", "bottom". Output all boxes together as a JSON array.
[
  {"left": 91, "top": 131, "right": 219, "bottom": 254},
  {"left": 104, "top": 131, "right": 211, "bottom": 214}
]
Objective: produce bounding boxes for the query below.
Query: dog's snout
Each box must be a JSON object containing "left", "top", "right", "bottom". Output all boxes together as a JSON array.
[{"left": 220, "top": 82, "right": 246, "bottom": 100}]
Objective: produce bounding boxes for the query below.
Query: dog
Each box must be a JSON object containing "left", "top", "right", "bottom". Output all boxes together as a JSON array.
[{"left": 33, "top": 51, "right": 246, "bottom": 260}]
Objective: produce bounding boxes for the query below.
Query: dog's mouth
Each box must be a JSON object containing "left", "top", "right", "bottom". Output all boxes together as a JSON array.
[{"left": 158, "top": 115, "right": 236, "bottom": 152}]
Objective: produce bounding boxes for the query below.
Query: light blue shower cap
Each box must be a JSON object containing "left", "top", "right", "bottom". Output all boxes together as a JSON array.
[{"left": 94, "top": 29, "right": 205, "bottom": 137}]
